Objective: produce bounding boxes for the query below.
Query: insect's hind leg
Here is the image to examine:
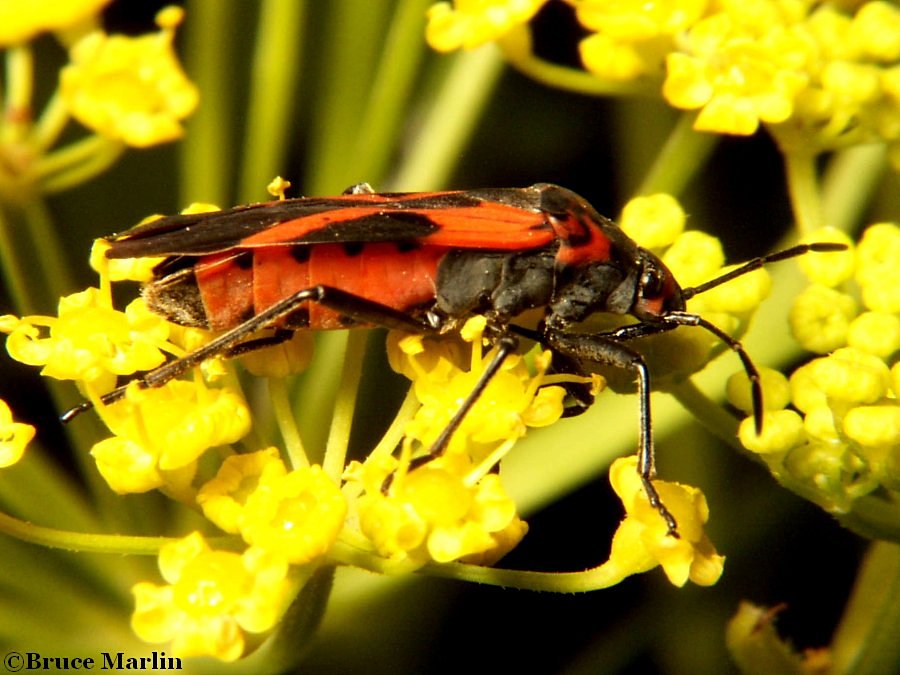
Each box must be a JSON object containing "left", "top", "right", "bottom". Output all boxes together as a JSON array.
[
  {"left": 62, "top": 285, "right": 443, "bottom": 421},
  {"left": 221, "top": 328, "right": 295, "bottom": 358}
]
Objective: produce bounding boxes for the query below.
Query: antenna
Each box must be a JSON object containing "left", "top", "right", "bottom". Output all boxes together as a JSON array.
[{"left": 676, "top": 241, "right": 848, "bottom": 433}]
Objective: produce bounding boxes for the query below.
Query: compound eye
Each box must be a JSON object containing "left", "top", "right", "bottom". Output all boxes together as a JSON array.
[{"left": 640, "top": 267, "right": 665, "bottom": 298}]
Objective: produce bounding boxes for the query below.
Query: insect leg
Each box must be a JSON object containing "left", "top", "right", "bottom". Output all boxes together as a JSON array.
[
  {"left": 544, "top": 331, "right": 680, "bottom": 537},
  {"left": 504, "top": 323, "right": 595, "bottom": 417},
  {"left": 222, "top": 328, "right": 295, "bottom": 358},
  {"left": 383, "top": 334, "right": 519, "bottom": 490},
  {"left": 62, "top": 286, "right": 442, "bottom": 421}
]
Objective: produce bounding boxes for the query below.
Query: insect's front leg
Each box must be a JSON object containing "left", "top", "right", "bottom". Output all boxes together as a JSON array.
[{"left": 544, "top": 330, "right": 680, "bottom": 537}]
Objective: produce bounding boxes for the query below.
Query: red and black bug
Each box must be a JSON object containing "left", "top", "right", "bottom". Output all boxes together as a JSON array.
[{"left": 63, "top": 183, "right": 844, "bottom": 535}]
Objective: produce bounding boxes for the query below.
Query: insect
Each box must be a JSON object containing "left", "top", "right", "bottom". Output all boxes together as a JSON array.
[{"left": 63, "top": 183, "right": 844, "bottom": 536}]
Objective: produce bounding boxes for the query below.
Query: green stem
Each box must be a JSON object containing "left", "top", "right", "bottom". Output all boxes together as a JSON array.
[
  {"left": 33, "top": 90, "right": 70, "bottom": 152},
  {"left": 237, "top": 0, "right": 307, "bottom": 202},
  {"left": 0, "top": 206, "right": 34, "bottom": 312},
  {"left": 3, "top": 44, "right": 33, "bottom": 144},
  {"left": 37, "top": 136, "right": 126, "bottom": 194},
  {"left": 352, "top": 0, "right": 433, "bottom": 185},
  {"left": 330, "top": 540, "right": 637, "bottom": 592},
  {"left": 20, "top": 199, "right": 75, "bottom": 299},
  {"left": 389, "top": 46, "right": 505, "bottom": 190},
  {"left": 822, "top": 144, "right": 888, "bottom": 235},
  {"left": 368, "top": 387, "right": 420, "bottom": 461},
  {"left": 666, "top": 378, "right": 743, "bottom": 453},
  {"left": 181, "top": 0, "right": 240, "bottom": 203},
  {"left": 305, "top": 0, "right": 391, "bottom": 194},
  {"left": 322, "top": 331, "right": 368, "bottom": 480},
  {"left": 839, "top": 495, "right": 900, "bottom": 543},
  {"left": 830, "top": 542, "right": 900, "bottom": 675},
  {"left": 498, "top": 27, "right": 653, "bottom": 98},
  {"left": 269, "top": 376, "right": 308, "bottom": 469},
  {"left": 636, "top": 112, "right": 718, "bottom": 197},
  {"left": 0, "top": 508, "right": 237, "bottom": 555},
  {"left": 783, "top": 150, "right": 824, "bottom": 235}
]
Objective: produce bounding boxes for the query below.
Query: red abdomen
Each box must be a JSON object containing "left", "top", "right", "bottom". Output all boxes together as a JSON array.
[{"left": 193, "top": 243, "right": 446, "bottom": 330}]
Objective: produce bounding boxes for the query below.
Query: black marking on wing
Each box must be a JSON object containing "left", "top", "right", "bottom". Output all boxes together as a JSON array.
[{"left": 105, "top": 193, "right": 490, "bottom": 259}]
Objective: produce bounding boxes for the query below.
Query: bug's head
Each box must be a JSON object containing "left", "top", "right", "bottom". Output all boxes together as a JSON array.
[{"left": 629, "top": 250, "right": 686, "bottom": 321}]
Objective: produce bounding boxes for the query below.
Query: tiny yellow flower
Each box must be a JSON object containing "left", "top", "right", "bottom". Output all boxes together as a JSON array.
[
  {"left": 197, "top": 447, "right": 287, "bottom": 534},
  {"left": 620, "top": 193, "right": 686, "bottom": 249},
  {"left": 0, "top": 0, "right": 109, "bottom": 46},
  {"left": 788, "top": 361, "right": 827, "bottom": 414},
  {"left": 579, "top": 33, "right": 665, "bottom": 81},
  {"left": 576, "top": 0, "right": 707, "bottom": 81},
  {"left": 238, "top": 331, "right": 315, "bottom": 379},
  {"left": 803, "top": 404, "right": 839, "bottom": 442},
  {"left": 603, "top": 456, "right": 724, "bottom": 587},
  {"left": 393, "top": 319, "right": 570, "bottom": 462},
  {"left": 91, "top": 381, "right": 250, "bottom": 494},
  {"left": 726, "top": 367, "right": 791, "bottom": 415},
  {"left": 91, "top": 237, "right": 165, "bottom": 284},
  {"left": 240, "top": 464, "right": 347, "bottom": 564},
  {"left": 855, "top": 223, "right": 900, "bottom": 314},
  {"left": 426, "top": 0, "right": 547, "bottom": 52},
  {"left": 738, "top": 409, "right": 805, "bottom": 454},
  {"left": 849, "top": 1, "right": 900, "bottom": 63},
  {"left": 60, "top": 7, "right": 199, "bottom": 147},
  {"left": 847, "top": 311, "right": 900, "bottom": 359},
  {"left": 698, "top": 263, "right": 771, "bottom": 314},
  {"left": 797, "top": 228, "right": 856, "bottom": 287},
  {"left": 574, "top": 0, "right": 708, "bottom": 41},
  {"left": 354, "top": 459, "right": 527, "bottom": 566},
  {"left": 661, "top": 230, "right": 725, "bottom": 289},
  {"left": 808, "top": 347, "right": 890, "bottom": 405},
  {"left": 0, "top": 399, "right": 35, "bottom": 467},
  {"left": 842, "top": 404, "right": 900, "bottom": 447},
  {"left": 132, "top": 532, "right": 292, "bottom": 662},
  {"left": 789, "top": 284, "right": 857, "bottom": 354},
  {"left": 267, "top": 176, "right": 293, "bottom": 199},
  {"left": 3, "top": 289, "right": 169, "bottom": 388},
  {"left": 663, "top": 13, "right": 810, "bottom": 134}
]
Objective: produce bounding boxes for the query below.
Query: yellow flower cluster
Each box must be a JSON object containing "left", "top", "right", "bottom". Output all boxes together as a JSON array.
[
  {"left": 198, "top": 449, "right": 347, "bottom": 565},
  {"left": 131, "top": 532, "right": 295, "bottom": 662},
  {"left": 0, "top": 4, "right": 197, "bottom": 201},
  {"left": 426, "top": 0, "right": 900, "bottom": 155},
  {"left": 732, "top": 223, "right": 900, "bottom": 515},
  {"left": 342, "top": 317, "right": 569, "bottom": 567},
  {"left": 603, "top": 456, "right": 724, "bottom": 587}
]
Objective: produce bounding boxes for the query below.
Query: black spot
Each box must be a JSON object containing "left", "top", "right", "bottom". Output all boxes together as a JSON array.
[
  {"left": 343, "top": 242, "right": 365, "bottom": 257},
  {"left": 284, "top": 307, "right": 310, "bottom": 329},
  {"left": 238, "top": 305, "right": 256, "bottom": 324},
  {"left": 337, "top": 314, "right": 357, "bottom": 327},
  {"left": 290, "top": 245, "right": 311, "bottom": 263},
  {"left": 395, "top": 239, "right": 422, "bottom": 253},
  {"left": 234, "top": 251, "right": 254, "bottom": 269}
]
